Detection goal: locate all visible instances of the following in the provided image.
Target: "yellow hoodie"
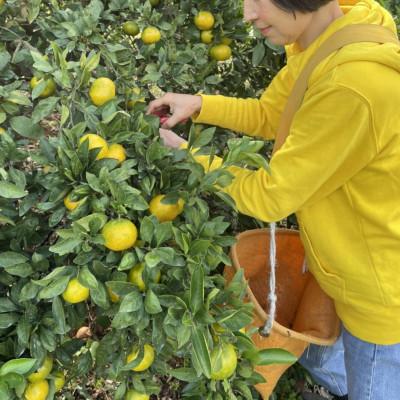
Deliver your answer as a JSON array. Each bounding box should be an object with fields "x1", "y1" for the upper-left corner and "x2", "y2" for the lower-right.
[{"x1": 192, "y1": 0, "x2": 400, "y2": 344}]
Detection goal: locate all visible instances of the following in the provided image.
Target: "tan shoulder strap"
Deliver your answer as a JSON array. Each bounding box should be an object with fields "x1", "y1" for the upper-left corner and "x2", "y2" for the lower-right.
[{"x1": 273, "y1": 24, "x2": 400, "y2": 154}]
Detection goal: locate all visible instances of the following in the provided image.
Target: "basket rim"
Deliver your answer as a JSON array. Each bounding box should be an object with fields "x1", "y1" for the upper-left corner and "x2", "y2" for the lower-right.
[{"x1": 230, "y1": 228, "x2": 340, "y2": 345}]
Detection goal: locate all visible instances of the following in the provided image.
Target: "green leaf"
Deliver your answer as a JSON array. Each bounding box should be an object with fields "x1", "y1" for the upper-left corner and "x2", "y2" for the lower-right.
[
  {"x1": 144, "y1": 249, "x2": 161, "y2": 268},
  {"x1": 52, "y1": 297, "x2": 68, "y2": 334},
  {"x1": 217, "y1": 307, "x2": 253, "y2": 331},
  {"x1": 0, "y1": 51, "x2": 11, "y2": 71},
  {"x1": 189, "y1": 239, "x2": 211, "y2": 256},
  {"x1": 144, "y1": 289, "x2": 162, "y2": 314},
  {"x1": 119, "y1": 290, "x2": 142, "y2": 313},
  {"x1": 215, "y1": 191, "x2": 237, "y2": 211},
  {"x1": 38, "y1": 275, "x2": 70, "y2": 299},
  {"x1": 254, "y1": 348, "x2": 297, "y2": 366},
  {"x1": 111, "y1": 312, "x2": 137, "y2": 329},
  {"x1": 17, "y1": 317, "x2": 31, "y2": 347},
  {"x1": 78, "y1": 266, "x2": 99, "y2": 290},
  {"x1": 0, "y1": 298, "x2": 18, "y2": 313},
  {"x1": 190, "y1": 266, "x2": 204, "y2": 314},
  {"x1": 0, "y1": 182, "x2": 27, "y2": 199},
  {"x1": 4, "y1": 263, "x2": 33, "y2": 278},
  {"x1": 1, "y1": 372, "x2": 23, "y2": 389},
  {"x1": 118, "y1": 253, "x2": 137, "y2": 271},
  {"x1": 31, "y1": 51, "x2": 53, "y2": 72},
  {"x1": 191, "y1": 327, "x2": 211, "y2": 379},
  {"x1": 0, "y1": 313, "x2": 19, "y2": 329},
  {"x1": 80, "y1": 52, "x2": 101, "y2": 86},
  {"x1": 0, "y1": 358, "x2": 36, "y2": 376},
  {"x1": 0, "y1": 252, "x2": 28, "y2": 268},
  {"x1": 177, "y1": 325, "x2": 191, "y2": 349},
  {"x1": 32, "y1": 97, "x2": 59, "y2": 124},
  {"x1": 73, "y1": 213, "x2": 107, "y2": 232},
  {"x1": 49, "y1": 208, "x2": 65, "y2": 227},
  {"x1": 192, "y1": 127, "x2": 216, "y2": 149},
  {"x1": 0, "y1": 380, "x2": 10, "y2": 399},
  {"x1": 49, "y1": 237, "x2": 82, "y2": 255},
  {"x1": 39, "y1": 326, "x2": 57, "y2": 352},
  {"x1": 145, "y1": 247, "x2": 182, "y2": 268},
  {"x1": 169, "y1": 367, "x2": 200, "y2": 382},
  {"x1": 33, "y1": 266, "x2": 69, "y2": 286},
  {"x1": 89, "y1": 282, "x2": 109, "y2": 309},
  {"x1": 86, "y1": 172, "x2": 103, "y2": 193},
  {"x1": 19, "y1": 282, "x2": 41, "y2": 302},
  {"x1": 140, "y1": 216, "x2": 155, "y2": 244},
  {"x1": 9, "y1": 168, "x2": 26, "y2": 190},
  {"x1": 60, "y1": 104, "x2": 70, "y2": 126},
  {"x1": 172, "y1": 227, "x2": 190, "y2": 254},
  {"x1": 10, "y1": 116, "x2": 44, "y2": 139},
  {"x1": 252, "y1": 42, "x2": 266, "y2": 66},
  {"x1": 7, "y1": 90, "x2": 32, "y2": 106},
  {"x1": 154, "y1": 222, "x2": 173, "y2": 247},
  {"x1": 234, "y1": 381, "x2": 254, "y2": 399}
]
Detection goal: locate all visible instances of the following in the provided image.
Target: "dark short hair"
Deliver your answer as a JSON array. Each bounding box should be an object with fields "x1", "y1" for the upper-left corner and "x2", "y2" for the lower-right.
[{"x1": 272, "y1": 0, "x2": 333, "y2": 12}]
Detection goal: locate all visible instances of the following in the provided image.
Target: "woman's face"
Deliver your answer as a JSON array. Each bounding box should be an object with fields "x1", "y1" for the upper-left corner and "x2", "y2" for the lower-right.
[{"x1": 243, "y1": 0, "x2": 313, "y2": 46}]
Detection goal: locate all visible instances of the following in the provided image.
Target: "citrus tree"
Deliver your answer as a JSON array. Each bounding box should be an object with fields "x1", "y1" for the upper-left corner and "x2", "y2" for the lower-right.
[{"x1": 0, "y1": 1, "x2": 295, "y2": 399}]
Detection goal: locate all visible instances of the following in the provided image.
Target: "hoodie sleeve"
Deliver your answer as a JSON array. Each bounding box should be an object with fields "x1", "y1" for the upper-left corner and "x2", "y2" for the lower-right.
[
  {"x1": 192, "y1": 84, "x2": 377, "y2": 222},
  {"x1": 192, "y1": 65, "x2": 293, "y2": 140}
]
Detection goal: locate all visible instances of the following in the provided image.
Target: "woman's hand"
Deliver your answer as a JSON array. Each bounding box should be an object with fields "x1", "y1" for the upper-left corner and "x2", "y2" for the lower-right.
[
  {"x1": 147, "y1": 93, "x2": 202, "y2": 128},
  {"x1": 159, "y1": 128, "x2": 187, "y2": 149}
]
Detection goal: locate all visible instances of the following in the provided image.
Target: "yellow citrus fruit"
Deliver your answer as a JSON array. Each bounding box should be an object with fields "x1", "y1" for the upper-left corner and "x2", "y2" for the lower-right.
[
  {"x1": 128, "y1": 263, "x2": 161, "y2": 292},
  {"x1": 0, "y1": 127, "x2": 5, "y2": 135},
  {"x1": 123, "y1": 21, "x2": 140, "y2": 36},
  {"x1": 125, "y1": 390, "x2": 150, "y2": 400},
  {"x1": 63, "y1": 193, "x2": 83, "y2": 211},
  {"x1": 89, "y1": 77, "x2": 116, "y2": 106},
  {"x1": 201, "y1": 30, "x2": 213, "y2": 44},
  {"x1": 210, "y1": 44, "x2": 232, "y2": 61},
  {"x1": 79, "y1": 133, "x2": 109, "y2": 160},
  {"x1": 127, "y1": 87, "x2": 145, "y2": 109},
  {"x1": 105, "y1": 143, "x2": 126, "y2": 164},
  {"x1": 221, "y1": 36, "x2": 233, "y2": 46},
  {"x1": 141, "y1": 27, "x2": 161, "y2": 45},
  {"x1": 126, "y1": 344, "x2": 155, "y2": 372},
  {"x1": 53, "y1": 371, "x2": 65, "y2": 391},
  {"x1": 24, "y1": 380, "x2": 49, "y2": 400},
  {"x1": 210, "y1": 343, "x2": 237, "y2": 380},
  {"x1": 62, "y1": 278, "x2": 90, "y2": 304},
  {"x1": 107, "y1": 286, "x2": 120, "y2": 303},
  {"x1": 102, "y1": 219, "x2": 138, "y2": 251},
  {"x1": 28, "y1": 357, "x2": 53, "y2": 383},
  {"x1": 149, "y1": 194, "x2": 184, "y2": 222},
  {"x1": 0, "y1": 0, "x2": 5, "y2": 7},
  {"x1": 30, "y1": 77, "x2": 56, "y2": 98},
  {"x1": 194, "y1": 11, "x2": 215, "y2": 31},
  {"x1": 149, "y1": 0, "x2": 160, "y2": 6}
]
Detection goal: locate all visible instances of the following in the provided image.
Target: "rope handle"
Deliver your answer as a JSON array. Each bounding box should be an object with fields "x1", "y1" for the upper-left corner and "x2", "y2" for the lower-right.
[{"x1": 259, "y1": 222, "x2": 277, "y2": 337}]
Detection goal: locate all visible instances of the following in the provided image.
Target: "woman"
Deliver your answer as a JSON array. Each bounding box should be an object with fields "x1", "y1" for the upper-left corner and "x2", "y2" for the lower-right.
[{"x1": 147, "y1": 1, "x2": 400, "y2": 399}]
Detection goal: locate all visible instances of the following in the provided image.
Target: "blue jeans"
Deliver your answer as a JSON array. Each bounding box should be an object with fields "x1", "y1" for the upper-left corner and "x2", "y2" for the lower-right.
[{"x1": 299, "y1": 326, "x2": 400, "y2": 399}]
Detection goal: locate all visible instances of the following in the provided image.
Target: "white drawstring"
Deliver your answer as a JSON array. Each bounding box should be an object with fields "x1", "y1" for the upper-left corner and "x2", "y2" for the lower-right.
[{"x1": 260, "y1": 222, "x2": 277, "y2": 336}]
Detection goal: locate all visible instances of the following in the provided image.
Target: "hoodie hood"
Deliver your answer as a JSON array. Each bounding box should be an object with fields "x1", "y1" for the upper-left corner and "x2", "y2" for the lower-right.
[
  {"x1": 285, "y1": 0, "x2": 400, "y2": 77},
  {"x1": 286, "y1": 0, "x2": 397, "y2": 56}
]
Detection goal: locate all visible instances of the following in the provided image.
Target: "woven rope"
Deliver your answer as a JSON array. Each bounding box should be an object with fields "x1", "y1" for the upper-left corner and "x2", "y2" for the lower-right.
[{"x1": 260, "y1": 222, "x2": 277, "y2": 336}]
